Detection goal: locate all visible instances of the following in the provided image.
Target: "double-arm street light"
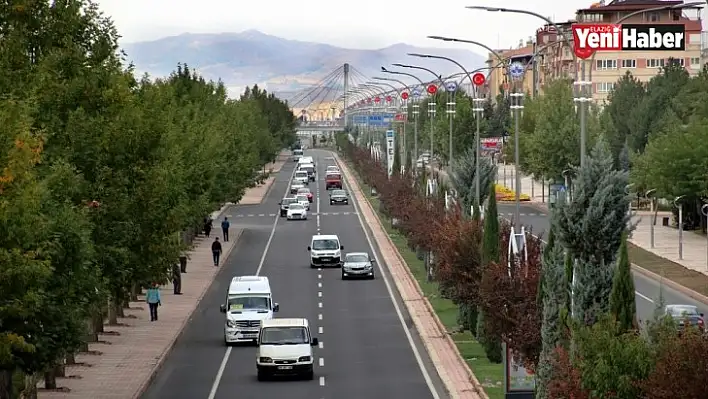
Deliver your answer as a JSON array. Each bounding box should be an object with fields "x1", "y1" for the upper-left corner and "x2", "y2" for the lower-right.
[
  {"x1": 381, "y1": 66, "x2": 426, "y2": 160},
  {"x1": 373, "y1": 76, "x2": 411, "y2": 169},
  {"x1": 367, "y1": 80, "x2": 406, "y2": 173},
  {"x1": 392, "y1": 63, "x2": 442, "y2": 169}
]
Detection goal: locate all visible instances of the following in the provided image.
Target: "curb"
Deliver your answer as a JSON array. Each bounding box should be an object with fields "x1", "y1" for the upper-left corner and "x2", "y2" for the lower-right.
[
  {"x1": 133, "y1": 225, "x2": 243, "y2": 399},
  {"x1": 335, "y1": 154, "x2": 489, "y2": 399},
  {"x1": 631, "y1": 263, "x2": 708, "y2": 305}
]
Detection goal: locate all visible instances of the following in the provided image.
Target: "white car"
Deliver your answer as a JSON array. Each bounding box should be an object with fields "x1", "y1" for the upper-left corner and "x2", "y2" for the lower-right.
[
  {"x1": 307, "y1": 234, "x2": 342, "y2": 268},
  {"x1": 295, "y1": 194, "x2": 310, "y2": 210},
  {"x1": 293, "y1": 170, "x2": 309, "y2": 185},
  {"x1": 290, "y1": 182, "x2": 305, "y2": 195},
  {"x1": 325, "y1": 165, "x2": 340, "y2": 174},
  {"x1": 256, "y1": 318, "x2": 318, "y2": 381},
  {"x1": 286, "y1": 203, "x2": 308, "y2": 220}
]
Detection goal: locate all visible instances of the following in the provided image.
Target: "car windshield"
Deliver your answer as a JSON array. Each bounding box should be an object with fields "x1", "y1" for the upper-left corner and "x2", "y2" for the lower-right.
[
  {"x1": 331, "y1": 190, "x2": 346, "y2": 196},
  {"x1": 295, "y1": 172, "x2": 308, "y2": 177},
  {"x1": 312, "y1": 239, "x2": 339, "y2": 250},
  {"x1": 260, "y1": 327, "x2": 309, "y2": 345},
  {"x1": 345, "y1": 254, "x2": 369, "y2": 263},
  {"x1": 296, "y1": 195, "x2": 308, "y2": 202},
  {"x1": 227, "y1": 296, "x2": 270, "y2": 311},
  {"x1": 289, "y1": 203, "x2": 304, "y2": 210},
  {"x1": 668, "y1": 306, "x2": 698, "y2": 316},
  {"x1": 282, "y1": 198, "x2": 296, "y2": 204},
  {"x1": 297, "y1": 188, "x2": 310, "y2": 194}
]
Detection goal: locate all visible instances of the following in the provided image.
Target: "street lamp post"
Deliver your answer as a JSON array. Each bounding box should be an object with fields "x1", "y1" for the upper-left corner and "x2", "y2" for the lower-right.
[
  {"x1": 382, "y1": 67, "x2": 426, "y2": 161},
  {"x1": 374, "y1": 76, "x2": 412, "y2": 168},
  {"x1": 702, "y1": 204, "x2": 708, "y2": 271},
  {"x1": 368, "y1": 80, "x2": 404, "y2": 175},
  {"x1": 645, "y1": 189, "x2": 656, "y2": 249},
  {"x1": 674, "y1": 195, "x2": 686, "y2": 260},
  {"x1": 392, "y1": 63, "x2": 442, "y2": 169}
]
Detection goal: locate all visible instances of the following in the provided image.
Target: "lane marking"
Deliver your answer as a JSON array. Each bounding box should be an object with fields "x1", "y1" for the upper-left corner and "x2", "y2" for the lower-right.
[
  {"x1": 319, "y1": 376, "x2": 325, "y2": 386},
  {"x1": 207, "y1": 162, "x2": 297, "y2": 399},
  {"x1": 318, "y1": 302, "x2": 323, "y2": 308},
  {"x1": 318, "y1": 291, "x2": 322, "y2": 298},
  {"x1": 318, "y1": 341, "x2": 323, "y2": 349},
  {"x1": 636, "y1": 291, "x2": 654, "y2": 303},
  {"x1": 318, "y1": 282, "x2": 322, "y2": 288},
  {"x1": 318, "y1": 274, "x2": 322, "y2": 279},
  {"x1": 318, "y1": 357, "x2": 324, "y2": 367},
  {"x1": 318, "y1": 326, "x2": 323, "y2": 334},
  {"x1": 318, "y1": 313, "x2": 323, "y2": 320},
  {"x1": 318, "y1": 268, "x2": 322, "y2": 271},
  {"x1": 336, "y1": 152, "x2": 441, "y2": 399}
]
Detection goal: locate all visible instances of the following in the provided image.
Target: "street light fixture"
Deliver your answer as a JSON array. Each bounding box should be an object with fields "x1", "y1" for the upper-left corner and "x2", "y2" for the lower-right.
[
  {"x1": 374, "y1": 77, "x2": 411, "y2": 168},
  {"x1": 381, "y1": 66, "x2": 427, "y2": 161},
  {"x1": 645, "y1": 189, "x2": 657, "y2": 249},
  {"x1": 674, "y1": 195, "x2": 686, "y2": 260}
]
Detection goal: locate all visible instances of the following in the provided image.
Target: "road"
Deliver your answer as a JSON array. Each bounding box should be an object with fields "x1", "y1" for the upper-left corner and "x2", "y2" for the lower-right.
[
  {"x1": 498, "y1": 203, "x2": 708, "y2": 323},
  {"x1": 141, "y1": 149, "x2": 446, "y2": 399}
]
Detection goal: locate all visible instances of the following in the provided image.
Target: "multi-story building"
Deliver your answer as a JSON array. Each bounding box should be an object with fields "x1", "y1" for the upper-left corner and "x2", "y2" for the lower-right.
[
  {"x1": 484, "y1": 44, "x2": 535, "y2": 100},
  {"x1": 485, "y1": 0, "x2": 704, "y2": 103}
]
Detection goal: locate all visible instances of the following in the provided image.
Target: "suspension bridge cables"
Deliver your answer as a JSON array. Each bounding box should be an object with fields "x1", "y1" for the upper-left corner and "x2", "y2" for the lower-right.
[{"x1": 289, "y1": 66, "x2": 344, "y2": 109}]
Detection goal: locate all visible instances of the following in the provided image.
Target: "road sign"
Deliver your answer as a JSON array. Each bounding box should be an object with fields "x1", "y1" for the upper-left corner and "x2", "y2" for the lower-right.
[
  {"x1": 394, "y1": 114, "x2": 407, "y2": 121},
  {"x1": 401, "y1": 92, "x2": 409, "y2": 100},
  {"x1": 509, "y1": 62, "x2": 525, "y2": 79},
  {"x1": 445, "y1": 81, "x2": 457, "y2": 92},
  {"x1": 386, "y1": 130, "x2": 395, "y2": 177},
  {"x1": 412, "y1": 89, "x2": 421, "y2": 97},
  {"x1": 472, "y1": 73, "x2": 486, "y2": 86},
  {"x1": 427, "y1": 84, "x2": 437, "y2": 94}
]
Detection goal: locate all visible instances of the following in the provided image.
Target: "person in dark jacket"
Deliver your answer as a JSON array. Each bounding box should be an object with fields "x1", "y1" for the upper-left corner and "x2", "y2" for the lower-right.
[
  {"x1": 212, "y1": 237, "x2": 222, "y2": 266},
  {"x1": 172, "y1": 263, "x2": 182, "y2": 295},
  {"x1": 204, "y1": 217, "x2": 213, "y2": 237},
  {"x1": 221, "y1": 217, "x2": 230, "y2": 241}
]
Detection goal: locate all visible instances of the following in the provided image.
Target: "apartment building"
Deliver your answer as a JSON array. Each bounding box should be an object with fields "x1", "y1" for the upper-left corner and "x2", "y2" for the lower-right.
[{"x1": 485, "y1": 0, "x2": 704, "y2": 102}]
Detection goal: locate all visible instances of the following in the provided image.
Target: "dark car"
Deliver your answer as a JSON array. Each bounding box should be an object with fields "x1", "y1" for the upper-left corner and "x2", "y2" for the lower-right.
[
  {"x1": 664, "y1": 304, "x2": 705, "y2": 332},
  {"x1": 279, "y1": 197, "x2": 298, "y2": 217},
  {"x1": 329, "y1": 189, "x2": 348, "y2": 205}
]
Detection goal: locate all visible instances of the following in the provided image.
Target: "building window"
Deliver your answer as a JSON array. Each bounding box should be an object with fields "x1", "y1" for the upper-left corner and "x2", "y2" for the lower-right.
[
  {"x1": 596, "y1": 82, "x2": 615, "y2": 93},
  {"x1": 691, "y1": 57, "x2": 701, "y2": 68},
  {"x1": 596, "y1": 59, "x2": 617, "y2": 70},
  {"x1": 580, "y1": 13, "x2": 603, "y2": 22},
  {"x1": 648, "y1": 12, "x2": 659, "y2": 22},
  {"x1": 689, "y1": 33, "x2": 701, "y2": 45},
  {"x1": 668, "y1": 58, "x2": 685, "y2": 67},
  {"x1": 647, "y1": 58, "x2": 664, "y2": 68},
  {"x1": 621, "y1": 59, "x2": 636, "y2": 68}
]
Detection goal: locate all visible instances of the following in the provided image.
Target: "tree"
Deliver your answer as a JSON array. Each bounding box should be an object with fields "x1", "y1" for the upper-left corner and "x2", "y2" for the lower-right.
[
  {"x1": 477, "y1": 182, "x2": 502, "y2": 362},
  {"x1": 553, "y1": 139, "x2": 630, "y2": 326},
  {"x1": 609, "y1": 232, "x2": 636, "y2": 332},
  {"x1": 603, "y1": 72, "x2": 645, "y2": 166},
  {"x1": 448, "y1": 148, "x2": 496, "y2": 216},
  {"x1": 392, "y1": 131, "x2": 401, "y2": 175}
]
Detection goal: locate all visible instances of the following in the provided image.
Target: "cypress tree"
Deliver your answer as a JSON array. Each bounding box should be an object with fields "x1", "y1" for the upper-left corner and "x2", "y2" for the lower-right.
[
  {"x1": 478, "y1": 182, "x2": 502, "y2": 363},
  {"x1": 392, "y1": 131, "x2": 401, "y2": 176},
  {"x1": 609, "y1": 231, "x2": 636, "y2": 332}
]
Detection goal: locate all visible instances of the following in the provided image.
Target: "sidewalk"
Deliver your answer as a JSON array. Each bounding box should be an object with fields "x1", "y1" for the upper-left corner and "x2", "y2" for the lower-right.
[
  {"x1": 37, "y1": 156, "x2": 287, "y2": 399},
  {"x1": 630, "y1": 213, "x2": 708, "y2": 276},
  {"x1": 338, "y1": 154, "x2": 486, "y2": 399},
  {"x1": 495, "y1": 164, "x2": 547, "y2": 205}
]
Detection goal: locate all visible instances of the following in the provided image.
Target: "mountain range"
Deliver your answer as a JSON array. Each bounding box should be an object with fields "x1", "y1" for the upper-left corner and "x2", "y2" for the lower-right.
[{"x1": 121, "y1": 30, "x2": 485, "y2": 100}]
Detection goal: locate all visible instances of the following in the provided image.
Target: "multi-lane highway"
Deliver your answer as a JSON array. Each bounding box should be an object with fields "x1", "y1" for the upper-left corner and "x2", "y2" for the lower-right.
[
  {"x1": 498, "y1": 203, "x2": 708, "y2": 323},
  {"x1": 141, "y1": 150, "x2": 446, "y2": 399}
]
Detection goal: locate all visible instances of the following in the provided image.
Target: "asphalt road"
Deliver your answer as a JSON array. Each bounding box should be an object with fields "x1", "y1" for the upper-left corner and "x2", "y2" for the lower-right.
[
  {"x1": 141, "y1": 150, "x2": 446, "y2": 399},
  {"x1": 498, "y1": 203, "x2": 708, "y2": 323}
]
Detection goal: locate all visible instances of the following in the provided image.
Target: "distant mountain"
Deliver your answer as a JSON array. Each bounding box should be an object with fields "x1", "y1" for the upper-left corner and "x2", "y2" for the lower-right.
[{"x1": 121, "y1": 30, "x2": 485, "y2": 100}]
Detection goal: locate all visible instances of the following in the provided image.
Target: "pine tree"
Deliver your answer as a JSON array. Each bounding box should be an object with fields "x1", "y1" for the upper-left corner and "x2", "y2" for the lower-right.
[
  {"x1": 392, "y1": 131, "x2": 401, "y2": 175},
  {"x1": 554, "y1": 139, "x2": 631, "y2": 326},
  {"x1": 535, "y1": 227, "x2": 568, "y2": 399},
  {"x1": 609, "y1": 232, "x2": 636, "y2": 332},
  {"x1": 448, "y1": 148, "x2": 497, "y2": 216},
  {"x1": 478, "y1": 183, "x2": 502, "y2": 363}
]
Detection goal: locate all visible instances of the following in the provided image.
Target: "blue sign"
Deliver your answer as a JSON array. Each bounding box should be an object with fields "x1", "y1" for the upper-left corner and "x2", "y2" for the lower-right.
[
  {"x1": 412, "y1": 89, "x2": 421, "y2": 97},
  {"x1": 509, "y1": 62, "x2": 525, "y2": 79},
  {"x1": 445, "y1": 81, "x2": 457, "y2": 91},
  {"x1": 386, "y1": 130, "x2": 394, "y2": 138},
  {"x1": 352, "y1": 114, "x2": 395, "y2": 126}
]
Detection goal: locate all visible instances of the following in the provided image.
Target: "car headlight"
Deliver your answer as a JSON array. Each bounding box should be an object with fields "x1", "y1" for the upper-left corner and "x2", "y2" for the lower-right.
[
  {"x1": 226, "y1": 320, "x2": 237, "y2": 328},
  {"x1": 298, "y1": 356, "x2": 311, "y2": 362},
  {"x1": 259, "y1": 357, "x2": 273, "y2": 363}
]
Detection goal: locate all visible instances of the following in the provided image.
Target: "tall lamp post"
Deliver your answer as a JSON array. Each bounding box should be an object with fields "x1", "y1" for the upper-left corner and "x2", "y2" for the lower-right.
[
  {"x1": 374, "y1": 76, "x2": 411, "y2": 169},
  {"x1": 367, "y1": 80, "x2": 404, "y2": 173},
  {"x1": 392, "y1": 63, "x2": 442, "y2": 167},
  {"x1": 381, "y1": 67, "x2": 426, "y2": 161}
]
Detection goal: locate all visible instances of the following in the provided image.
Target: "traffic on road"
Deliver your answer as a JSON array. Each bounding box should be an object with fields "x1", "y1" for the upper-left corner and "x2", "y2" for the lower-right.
[{"x1": 141, "y1": 150, "x2": 444, "y2": 399}]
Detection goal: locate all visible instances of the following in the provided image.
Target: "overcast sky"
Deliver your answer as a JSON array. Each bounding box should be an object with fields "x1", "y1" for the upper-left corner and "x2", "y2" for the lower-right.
[{"x1": 97, "y1": 0, "x2": 705, "y2": 56}]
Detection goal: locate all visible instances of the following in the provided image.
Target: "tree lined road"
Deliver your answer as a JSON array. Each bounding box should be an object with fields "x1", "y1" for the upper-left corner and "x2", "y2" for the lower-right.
[
  {"x1": 497, "y1": 203, "x2": 708, "y2": 323},
  {"x1": 142, "y1": 150, "x2": 445, "y2": 399}
]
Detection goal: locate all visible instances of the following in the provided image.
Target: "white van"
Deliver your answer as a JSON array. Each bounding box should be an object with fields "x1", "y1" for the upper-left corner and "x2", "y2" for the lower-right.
[
  {"x1": 220, "y1": 276, "x2": 279, "y2": 344},
  {"x1": 298, "y1": 163, "x2": 315, "y2": 182},
  {"x1": 293, "y1": 170, "x2": 309, "y2": 185},
  {"x1": 298, "y1": 156, "x2": 314, "y2": 166},
  {"x1": 256, "y1": 318, "x2": 318, "y2": 381},
  {"x1": 307, "y1": 234, "x2": 343, "y2": 268}
]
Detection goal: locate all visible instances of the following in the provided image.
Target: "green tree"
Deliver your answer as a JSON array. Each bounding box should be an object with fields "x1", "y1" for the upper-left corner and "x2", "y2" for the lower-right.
[
  {"x1": 448, "y1": 148, "x2": 496, "y2": 216},
  {"x1": 609, "y1": 232, "x2": 636, "y2": 332},
  {"x1": 392, "y1": 131, "x2": 401, "y2": 175},
  {"x1": 603, "y1": 72, "x2": 645, "y2": 166},
  {"x1": 477, "y1": 182, "x2": 502, "y2": 363},
  {"x1": 553, "y1": 139, "x2": 631, "y2": 326}
]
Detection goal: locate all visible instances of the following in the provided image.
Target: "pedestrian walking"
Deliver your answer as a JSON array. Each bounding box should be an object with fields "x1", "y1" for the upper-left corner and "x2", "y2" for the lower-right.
[
  {"x1": 204, "y1": 217, "x2": 213, "y2": 237},
  {"x1": 145, "y1": 283, "x2": 161, "y2": 321},
  {"x1": 172, "y1": 263, "x2": 182, "y2": 295},
  {"x1": 221, "y1": 217, "x2": 230, "y2": 241},
  {"x1": 212, "y1": 237, "x2": 223, "y2": 266}
]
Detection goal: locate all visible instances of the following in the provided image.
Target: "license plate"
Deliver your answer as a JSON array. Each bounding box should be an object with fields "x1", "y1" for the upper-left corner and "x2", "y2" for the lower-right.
[
  {"x1": 320, "y1": 258, "x2": 331, "y2": 262},
  {"x1": 278, "y1": 365, "x2": 293, "y2": 370}
]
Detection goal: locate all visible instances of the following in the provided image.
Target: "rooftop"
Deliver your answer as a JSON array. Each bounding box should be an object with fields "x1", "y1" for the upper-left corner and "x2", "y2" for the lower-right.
[{"x1": 578, "y1": 0, "x2": 699, "y2": 12}]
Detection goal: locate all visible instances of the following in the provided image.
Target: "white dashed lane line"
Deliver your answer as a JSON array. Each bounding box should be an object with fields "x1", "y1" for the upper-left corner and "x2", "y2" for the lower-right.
[
  {"x1": 318, "y1": 326, "x2": 323, "y2": 334},
  {"x1": 319, "y1": 376, "x2": 325, "y2": 386},
  {"x1": 318, "y1": 302, "x2": 322, "y2": 308},
  {"x1": 319, "y1": 358, "x2": 324, "y2": 367},
  {"x1": 318, "y1": 291, "x2": 322, "y2": 298},
  {"x1": 318, "y1": 313, "x2": 323, "y2": 320}
]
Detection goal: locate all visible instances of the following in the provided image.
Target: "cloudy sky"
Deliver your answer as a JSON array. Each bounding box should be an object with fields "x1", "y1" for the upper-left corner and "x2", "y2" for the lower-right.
[{"x1": 99, "y1": 0, "x2": 686, "y2": 56}]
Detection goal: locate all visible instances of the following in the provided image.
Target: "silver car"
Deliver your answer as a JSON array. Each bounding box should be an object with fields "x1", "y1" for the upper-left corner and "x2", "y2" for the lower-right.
[{"x1": 341, "y1": 252, "x2": 375, "y2": 280}]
